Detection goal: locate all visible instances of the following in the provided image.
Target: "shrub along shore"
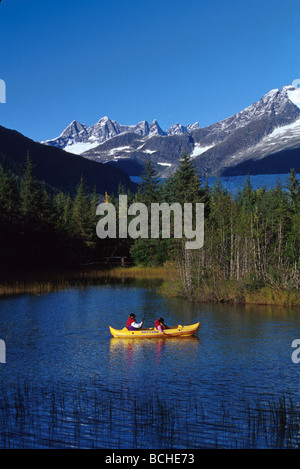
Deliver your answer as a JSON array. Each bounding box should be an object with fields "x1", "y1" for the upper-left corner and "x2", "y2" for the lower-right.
[
  {"x1": 159, "y1": 271, "x2": 300, "y2": 306},
  {"x1": 0, "y1": 264, "x2": 298, "y2": 306}
]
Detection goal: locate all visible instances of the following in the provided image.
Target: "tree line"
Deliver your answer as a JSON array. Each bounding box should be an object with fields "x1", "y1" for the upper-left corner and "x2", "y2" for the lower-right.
[
  {"x1": 130, "y1": 153, "x2": 299, "y2": 301},
  {"x1": 0, "y1": 151, "x2": 299, "y2": 303},
  {"x1": 0, "y1": 153, "x2": 114, "y2": 269}
]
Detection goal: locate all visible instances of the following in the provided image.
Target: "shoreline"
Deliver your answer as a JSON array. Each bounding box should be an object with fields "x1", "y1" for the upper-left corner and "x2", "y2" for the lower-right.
[
  {"x1": 159, "y1": 277, "x2": 300, "y2": 307},
  {"x1": 0, "y1": 265, "x2": 174, "y2": 297},
  {"x1": 0, "y1": 265, "x2": 298, "y2": 306}
]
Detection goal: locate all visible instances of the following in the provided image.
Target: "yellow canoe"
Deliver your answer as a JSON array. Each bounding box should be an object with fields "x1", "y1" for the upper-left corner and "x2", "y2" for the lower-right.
[{"x1": 109, "y1": 322, "x2": 200, "y2": 338}]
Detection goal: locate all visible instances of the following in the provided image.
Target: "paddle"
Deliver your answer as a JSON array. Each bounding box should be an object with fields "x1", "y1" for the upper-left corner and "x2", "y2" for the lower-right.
[{"x1": 141, "y1": 311, "x2": 147, "y2": 327}]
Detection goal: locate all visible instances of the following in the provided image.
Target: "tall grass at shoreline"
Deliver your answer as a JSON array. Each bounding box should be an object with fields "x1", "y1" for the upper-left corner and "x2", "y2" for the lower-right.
[
  {"x1": 0, "y1": 378, "x2": 299, "y2": 449},
  {"x1": 0, "y1": 265, "x2": 175, "y2": 297},
  {"x1": 0, "y1": 264, "x2": 298, "y2": 305},
  {"x1": 159, "y1": 277, "x2": 300, "y2": 306}
]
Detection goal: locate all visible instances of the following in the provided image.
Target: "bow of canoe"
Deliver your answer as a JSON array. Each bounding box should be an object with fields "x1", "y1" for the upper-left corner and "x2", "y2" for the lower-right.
[{"x1": 109, "y1": 322, "x2": 200, "y2": 338}]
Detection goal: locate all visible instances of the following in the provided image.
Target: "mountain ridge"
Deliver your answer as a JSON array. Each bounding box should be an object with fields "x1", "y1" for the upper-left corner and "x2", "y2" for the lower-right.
[{"x1": 42, "y1": 85, "x2": 300, "y2": 177}]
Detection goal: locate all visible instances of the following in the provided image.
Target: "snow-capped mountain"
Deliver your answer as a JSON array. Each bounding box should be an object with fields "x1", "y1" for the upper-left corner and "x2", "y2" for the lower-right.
[
  {"x1": 42, "y1": 85, "x2": 300, "y2": 177},
  {"x1": 42, "y1": 117, "x2": 171, "y2": 154},
  {"x1": 191, "y1": 85, "x2": 300, "y2": 176}
]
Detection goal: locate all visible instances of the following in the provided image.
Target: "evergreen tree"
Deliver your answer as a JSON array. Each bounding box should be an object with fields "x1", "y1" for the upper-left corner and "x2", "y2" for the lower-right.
[
  {"x1": 0, "y1": 166, "x2": 19, "y2": 221},
  {"x1": 239, "y1": 174, "x2": 256, "y2": 213},
  {"x1": 73, "y1": 176, "x2": 92, "y2": 245},
  {"x1": 137, "y1": 158, "x2": 160, "y2": 206},
  {"x1": 165, "y1": 151, "x2": 204, "y2": 203},
  {"x1": 285, "y1": 168, "x2": 299, "y2": 212},
  {"x1": 64, "y1": 195, "x2": 74, "y2": 233},
  {"x1": 20, "y1": 152, "x2": 39, "y2": 219},
  {"x1": 89, "y1": 186, "x2": 100, "y2": 248}
]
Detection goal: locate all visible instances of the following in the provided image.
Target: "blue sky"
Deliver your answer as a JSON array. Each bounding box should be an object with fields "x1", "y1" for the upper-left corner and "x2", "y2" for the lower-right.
[{"x1": 0, "y1": 0, "x2": 299, "y2": 141}]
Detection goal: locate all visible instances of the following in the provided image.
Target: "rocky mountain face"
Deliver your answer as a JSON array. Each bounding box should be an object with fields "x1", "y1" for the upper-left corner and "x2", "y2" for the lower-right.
[
  {"x1": 42, "y1": 85, "x2": 300, "y2": 177},
  {"x1": 43, "y1": 117, "x2": 173, "y2": 150}
]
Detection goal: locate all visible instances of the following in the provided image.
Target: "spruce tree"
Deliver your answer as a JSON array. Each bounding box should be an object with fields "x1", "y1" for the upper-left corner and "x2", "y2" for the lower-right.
[
  {"x1": 165, "y1": 151, "x2": 204, "y2": 203},
  {"x1": 89, "y1": 186, "x2": 99, "y2": 248},
  {"x1": 137, "y1": 158, "x2": 160, "y2": 206},
  {"x1": 73, "y1": 175, "x2": 92, "y2": 245},
  {"x1": 285, "y1": 168, "x2": 299, "y2": 212},
  {"x1": 20, "y1": 152, "x2": 38, "y2": 219}
]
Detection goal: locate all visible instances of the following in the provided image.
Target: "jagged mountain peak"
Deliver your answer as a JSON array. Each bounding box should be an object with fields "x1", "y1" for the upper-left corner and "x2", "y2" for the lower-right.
[
  {"x1": 59, "y1": 120, "x2": 87, "y2": 138},
  {"x1": 43, "y1": 116, "x2": 188, "y2": 151},
  {"x1": 42, "y1": 84, "x2": 300, "y2": 178},
  {"x1": 190, "y1": 84, "x2": 300, "y2": 144},
  {"x1": 167, "y1": 123, "x2": 188, "y2": 135},
  {"x1": 149, "y1": 119, "x2": 166, "y2": 136},
  {"x1": 186, "y1": 122, "x2": 200, "y2": 132}
]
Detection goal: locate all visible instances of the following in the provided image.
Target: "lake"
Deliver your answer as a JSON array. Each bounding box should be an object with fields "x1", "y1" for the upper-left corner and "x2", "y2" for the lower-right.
[
  {"x1": 0, "y1": 279, "x2": 300, "y2": 448},
  {"x1": 130, "y1": 173, "x2": 300, "y2": 195}
]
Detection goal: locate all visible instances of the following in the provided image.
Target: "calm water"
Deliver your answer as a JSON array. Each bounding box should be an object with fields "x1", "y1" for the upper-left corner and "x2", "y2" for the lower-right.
[
  {"x1": 131, "y1": 173, "x2": 300, "y2": 195},
  {"x1": 0, "y1": 279, "x2": 300, "y2": 448}
]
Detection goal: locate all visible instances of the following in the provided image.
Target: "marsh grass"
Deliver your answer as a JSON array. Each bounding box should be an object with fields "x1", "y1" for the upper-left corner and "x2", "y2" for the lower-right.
[
  {"x1": 244, "y1": 287, "x2": 300, "y2": 306},
  {"x1": 1, "y1": 264, "x2": 298, "y2": 305},
  {"x1": 160, "y1": 277, "x2": 300, "y2": 306},
  {"x1": 0, "y1": 378, "x2": 299, "y2": 449},
  {"x1": 0, "y1": 265, "x2": 175, "y2": 297}
]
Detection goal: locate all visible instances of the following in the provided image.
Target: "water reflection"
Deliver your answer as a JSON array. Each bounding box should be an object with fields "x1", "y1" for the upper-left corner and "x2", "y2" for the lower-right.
[{"x1": 108, "y1": 336, "x2": 201, "y2": 386}]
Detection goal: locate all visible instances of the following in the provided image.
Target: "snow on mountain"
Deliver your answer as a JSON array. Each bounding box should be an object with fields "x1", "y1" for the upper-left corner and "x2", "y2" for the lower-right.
[
  {"x1": 41, "y1": 85, "x2": 300, "y2": 177},
  {"x1": 186, "y1": 122, "x2": 200, "y2": 132},
  {"x1": 43, "y1": 114, "x2": 200, "y2": 158},
  {"x1": 167, "y1": 123, "x2": 188, "y2": 135},
  {"x1": 286, "y1": 85, "x2": 300, "y2": 108},
  {"x1": 191, "y1": 144, "x2": 214, "y2": 159},
  {"x1": 148, "y1": 119, "x2": 166, "y2": 136},
  {"x1": 191, "y1": 86, "x2": 300, "y2": 149},
  {"x1": 227, "y1": 115, "x2": 300, "y2": 164},
  {"x1": 58, "y1": 120, "x2": 88, "y2": 139},
  {"x1": 63, "y1": 141, "x2": 101, "y2": 155},
  {"x1": 43, "y1": 116, "x2": 169, "y2": 152},
  {"x1": 165, "y1": 122, "x2": 199, "y2": 135},
  {"x1": 190, "y1": 85, "x2": 300, "y2": 176}
]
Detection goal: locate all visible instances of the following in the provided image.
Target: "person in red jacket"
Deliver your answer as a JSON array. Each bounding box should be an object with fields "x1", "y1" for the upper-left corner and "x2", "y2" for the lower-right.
[
  {"x1": 155, "y1": 317, "x2": 168, "y2": 334},
  {"x1": 126, "y1": 313, "x2": 143, "y2": 331}
]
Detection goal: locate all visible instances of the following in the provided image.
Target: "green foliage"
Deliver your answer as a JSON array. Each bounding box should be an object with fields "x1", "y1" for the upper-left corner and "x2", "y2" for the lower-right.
[
  {"x1": 73, "y1": 176, "x2": 93, "y2": 244},
  {"x1": 130, "y1": 238, "x2": 177, "y2": 267},
  {"x1": 0, "y1": 149, "x2": 299, "y2": 297},
  {"x1": 20, "y1": 152, "x2": 39, "y2": 219},
  {"x1": 285, "y1": 168, "x2": 300, "y2": 212},
  {"x1": 163, "y1": 151, "x2": 205, "y2": 203},
  {"x1": 0, "y1": 155, "x2": 119, "y2": 268},
  {"x1": 136, "y1": 158, "x2": 160, "y2": 206}
]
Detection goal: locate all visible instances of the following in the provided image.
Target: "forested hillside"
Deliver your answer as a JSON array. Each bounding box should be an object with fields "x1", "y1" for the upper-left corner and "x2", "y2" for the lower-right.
[{"x1": 0, "y1": 125, "x2": 136, "y2": 195}]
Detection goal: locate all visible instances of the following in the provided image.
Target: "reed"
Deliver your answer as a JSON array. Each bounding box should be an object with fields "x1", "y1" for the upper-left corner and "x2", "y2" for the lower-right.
[
  {"x1": 245, "y1": 287, "x2": 300, "y2": 306},
  {"x1": 0, "y1": 265, "x2": 175, "y2": 297},
  {"x1": 0, "y1": 378, "x2": 299, "y2": 449},
  {"x1": 160, "y1": 278, "x2": 300, "y2": 306}
]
